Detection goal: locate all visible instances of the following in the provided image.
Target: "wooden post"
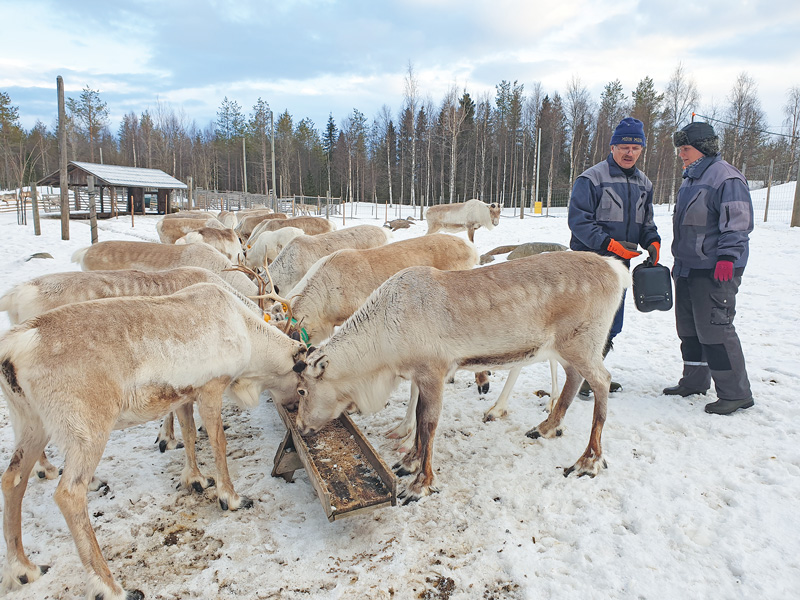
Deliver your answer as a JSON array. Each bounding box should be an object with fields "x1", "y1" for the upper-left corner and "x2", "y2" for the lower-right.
[
  {"x1": 763, "y1": 159, "x2": 774, "y2": 223},
  {"x1": 31, "y1": 183, "x2": 41, "y2": 236},
  {"x1": 187, "y1": 176, "x2": 193, "y2": 210},
  {"x1": 791, "y1": 167, "x2": 800, "y2": 227},
  {"x1": 57, "y1": 76, "x2": 69, "y2": 240},
  {"x1": 87, "y1": 175, "x2": 98, "y2": 244}
]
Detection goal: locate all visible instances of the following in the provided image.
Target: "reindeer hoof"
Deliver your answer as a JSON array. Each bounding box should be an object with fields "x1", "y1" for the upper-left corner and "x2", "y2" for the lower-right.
[
  {"x1": 126, "y1": 590, "x2": 145, "y2": 600},
  {"x1": 392, "y1": 462, "x2": 412, "y2": 477},
  {"x1": 525, "y1": 429, "x2": 541, "y2": 439},
  {"x1": 479, "y1": 382, "x2": 490, "y2": 395}
]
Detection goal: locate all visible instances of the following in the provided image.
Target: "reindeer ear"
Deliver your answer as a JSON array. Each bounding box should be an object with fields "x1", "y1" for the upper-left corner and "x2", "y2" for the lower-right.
[
  {"x1": 293, "y1": 360, "x2": 308, "y2": 373},
  {"x1": 290, "y1": 330, "x2": 301, "y2": 342}
]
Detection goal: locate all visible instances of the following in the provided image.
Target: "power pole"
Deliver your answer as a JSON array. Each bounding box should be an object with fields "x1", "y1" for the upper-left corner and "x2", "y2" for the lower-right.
[
  {"x1": 242, "y1": 137, "x2": 248, "y2": 194},
  {"x1": 270, "y1": 110, "x2": 277, "y2": 211},
  {"x1": 57, "y1": 76, "x2": 69, "y2": 240}
]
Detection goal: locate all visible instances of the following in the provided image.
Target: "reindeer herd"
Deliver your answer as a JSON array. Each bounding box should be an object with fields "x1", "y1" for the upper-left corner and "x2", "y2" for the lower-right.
[{"x1": 0, "y1": 199, "x2": 629, "y2": 599}]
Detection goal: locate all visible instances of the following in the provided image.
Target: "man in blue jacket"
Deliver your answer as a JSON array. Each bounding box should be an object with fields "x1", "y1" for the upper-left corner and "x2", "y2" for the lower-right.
[
  {"x1": 664, "y1": 121, "x2": 754, "y2": 415},
  {"x1": 568, "y1": 117, "x2": 661, "y2": 396}
]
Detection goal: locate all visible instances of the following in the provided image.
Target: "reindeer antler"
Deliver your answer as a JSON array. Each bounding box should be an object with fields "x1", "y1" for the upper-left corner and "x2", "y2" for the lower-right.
[{"x1": 227, "y1": 264, "x2": 294, "y2": 333}]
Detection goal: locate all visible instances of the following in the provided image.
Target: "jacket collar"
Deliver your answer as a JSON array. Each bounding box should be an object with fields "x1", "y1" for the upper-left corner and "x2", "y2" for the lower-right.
[{"x1": 683, "y1": 153, "x2": 721, "y2": 179}]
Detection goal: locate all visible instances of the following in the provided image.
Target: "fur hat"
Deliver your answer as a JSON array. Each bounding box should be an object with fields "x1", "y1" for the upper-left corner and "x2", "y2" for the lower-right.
[
  {"x1": 610, "y1": 117, "x2": 646, "y2": 147},
  {"x1": 673, "y1": 122, "x2": 719, "y2": 156}
]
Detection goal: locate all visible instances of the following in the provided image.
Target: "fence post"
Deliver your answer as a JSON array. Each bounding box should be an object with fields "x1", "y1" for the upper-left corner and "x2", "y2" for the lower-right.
[
  {"x1": 87, "y1": 176, "x2": 98, "y2": 244},
  {"x1": 791, "y1": 172, "x2": 800, "y2": 227},
  {"x1": 187, "y1": 176, "x2": 193, "y2": 210},
  {"x1": 32, "y1": 183, "x2": 41, "y2": 235},
  {"x1": 763, "y1": 159, "x2": 774, "y2": 223}
]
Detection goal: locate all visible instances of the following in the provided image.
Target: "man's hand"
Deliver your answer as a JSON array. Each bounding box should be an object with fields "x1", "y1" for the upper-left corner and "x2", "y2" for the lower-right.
[
  {"x1": 714, "y1": 260, "x2": 734, "y2": 282},
  {"x1": 646, "y1": 241, "x2": 660, "y2": 266},
  {"x1": 606, "y1": 239, "x2": 641, "y2": 260}
]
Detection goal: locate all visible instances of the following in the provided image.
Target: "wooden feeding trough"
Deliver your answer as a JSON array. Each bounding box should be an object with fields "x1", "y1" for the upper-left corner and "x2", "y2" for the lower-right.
[{"x1": 272, "y1": 403, "x2": 397, "y2": 522}]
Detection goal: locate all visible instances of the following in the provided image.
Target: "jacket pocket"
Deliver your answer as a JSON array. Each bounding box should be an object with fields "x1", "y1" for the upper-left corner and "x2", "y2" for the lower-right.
[
  {"x1": 635, "y1": 191, "x2": 647, "y2": 224},
  {"x1": 598, "y1": 189, "x2": 623, "y2": 222},
  {"x1": 683, "y1": 190, "x2": 708, "y2": 226}
]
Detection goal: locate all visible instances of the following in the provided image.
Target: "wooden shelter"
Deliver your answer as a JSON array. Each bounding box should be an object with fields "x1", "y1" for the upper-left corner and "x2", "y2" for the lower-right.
[{"x1": 37, "y1": 161, "x2": 187, "y2": 216}]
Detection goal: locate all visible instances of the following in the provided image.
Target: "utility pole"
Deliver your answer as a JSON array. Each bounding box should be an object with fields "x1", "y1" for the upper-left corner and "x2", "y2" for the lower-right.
[
  {"x1": 57, "y1": 75, "x2": 69, "y2": 240},
  {"x1": 270, "y1": 110, "x2": 277, "y2": 211},
  {"x1": 242, "y1": 137, "x2": 248, "y2": 194}
]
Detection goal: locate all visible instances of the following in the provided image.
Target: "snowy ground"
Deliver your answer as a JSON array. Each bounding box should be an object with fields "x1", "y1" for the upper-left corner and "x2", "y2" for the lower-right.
[{"x1": 0, "y1": 192, "x2": 799, "y2": 600}]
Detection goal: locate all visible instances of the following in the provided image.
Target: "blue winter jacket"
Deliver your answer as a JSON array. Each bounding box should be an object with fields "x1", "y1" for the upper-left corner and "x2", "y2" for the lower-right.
[
  {"x1": 568, "y1": 154, "x2": 660, "y2": 260},
  {"x1": 671, "y1": 154, "x2": 753, "y2": 278}
]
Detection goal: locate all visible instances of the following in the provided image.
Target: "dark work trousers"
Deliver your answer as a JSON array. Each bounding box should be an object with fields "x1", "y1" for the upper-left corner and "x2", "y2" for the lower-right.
[
  {"x1": 674, "y1": 275, "x2": 752, "y2": 401},
  {"x1": 609, "y1": 290, "x2": 627, "y2": 340}
]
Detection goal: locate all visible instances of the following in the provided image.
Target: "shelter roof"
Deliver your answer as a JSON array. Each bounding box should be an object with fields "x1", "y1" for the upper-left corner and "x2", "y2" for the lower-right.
[{"x1": 37, "y1": 162, "x2": 187, "y2": 189}]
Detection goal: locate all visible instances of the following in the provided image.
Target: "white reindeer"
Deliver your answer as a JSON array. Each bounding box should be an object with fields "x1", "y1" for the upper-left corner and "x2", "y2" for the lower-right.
[
  {"x1": 0, "y1": 283, "x2": 306, "y2": 600},
  {"x1": 424, "y1": 199, "x2": 501, "y2": 242},
  {"x1": 293, "y1": 251, "x2": 630, "y2": 502},
  {"x1": 269, "y1": 225, "x2": 390, "y2": 295},
  {"x1": 175, "y1": 227, "x2": 244, "y2": 263},
  {"x1": 244, "y1": 226, "x2": 305, "y2": 270}
]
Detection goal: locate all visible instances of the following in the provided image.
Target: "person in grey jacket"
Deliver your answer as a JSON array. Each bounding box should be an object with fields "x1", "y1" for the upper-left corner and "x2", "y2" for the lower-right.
[
  {"x1": 664, "y1": 121, "x2": 754, "y2": 415},
  {"x1": 568, "y1": 117, "x2": 661, "y2": 396}
]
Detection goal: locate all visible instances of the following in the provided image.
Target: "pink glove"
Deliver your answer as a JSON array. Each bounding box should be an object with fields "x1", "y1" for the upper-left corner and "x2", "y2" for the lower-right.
[{"x1": 714, "y1": 260, "x2": 734, "y2": 282}]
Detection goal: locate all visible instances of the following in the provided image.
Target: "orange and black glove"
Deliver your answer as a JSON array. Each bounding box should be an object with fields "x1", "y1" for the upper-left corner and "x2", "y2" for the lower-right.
[
  {"x1": 646, "y1": 241, "x2": 660, "y2": 266},
  {"x1": 606, "y1": 239, "x2": 641, "y2": 260}
]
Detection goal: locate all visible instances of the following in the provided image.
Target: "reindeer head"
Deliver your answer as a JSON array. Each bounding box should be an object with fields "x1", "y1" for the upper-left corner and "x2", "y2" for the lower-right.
[{"x1": 293, "y1": 349, "x2": 354, "y2": 435}]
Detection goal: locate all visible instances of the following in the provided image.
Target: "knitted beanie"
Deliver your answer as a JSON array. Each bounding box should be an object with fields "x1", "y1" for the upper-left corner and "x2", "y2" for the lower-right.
[
  {"x1": 673, "y1": 121, "x2": 720, "y2": 156},
  {"x1": 610, "y1": 117, "x2": 646, "y2": 147}
]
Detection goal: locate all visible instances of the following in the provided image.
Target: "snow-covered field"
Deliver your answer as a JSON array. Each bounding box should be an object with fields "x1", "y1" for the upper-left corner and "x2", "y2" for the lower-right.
[{"x1": 0, "y1": 192, "x2": 799, "y2": 600}]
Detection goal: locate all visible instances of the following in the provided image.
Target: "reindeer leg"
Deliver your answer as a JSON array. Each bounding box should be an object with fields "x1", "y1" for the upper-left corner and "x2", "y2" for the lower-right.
[
  {"x1": 34, "y1": 450, "x2": 60, "y2": 480},
  {"x1": 55, "y1": 430, "x2": 143, "y2": 600},
  {"x1": 474, "y1": 370, "x2": 490, "y2": 396},
  {"x1": 564, "y1": 361, "x2": 611, "y2": 478},
  {"x1": 156, "y1": 411, "x2": 183, "y2": 453},
  {"x1": 1, "y1": 423, "x2": 51, "y2": 593},
  {"x1": 526, "y1": 364, "x2": 582, "y2": 440},
  {"x1": 196, "y1": 378, "x2": 252, "y2": 511},
  {"x1": 484, "y1": 366, "x2": 521, "y2": 422},
  {"x1": 396, "y1": 372, "x2": 443, "y2": 503},
  {"x1": 175, "y1": 401, "x2": 214, "y2": 492},
  {"x1": 386, "y1": 382, "x2": 418, "y2": 455},
  {"x1": 467, "y1": 226, "x2": 476, "y2": 243},
  {"x1": 546, "y1": 359, "x2": 560, "y2": 413}
]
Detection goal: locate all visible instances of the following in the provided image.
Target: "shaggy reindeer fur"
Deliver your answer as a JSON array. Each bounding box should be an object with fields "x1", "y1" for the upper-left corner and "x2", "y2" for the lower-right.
[
  {"x1": 269, "y1": 225, "x2": 390, "y2": 295},
  {"x1": 258, "y1": 216, "x2": 337, "y2": 238},
  {"x1": 244, "y1": 226, "x2": 305, "y2": 270},
  {"x1": 175, "y1": 226, "x2": 244, "y2": 263},
  {"x1": 236, "y1": 212, "x2": 287, "y2": 241},
  {"x1": 156, "y1": 216, "x2": 224, "y2": 244},
  {"x1": 71, "y1": 240, "x2": 257, "y2": 297},
  {"x1": 294, "y1": 251, "x2": 631, "y2": 502},
  {"x1": 287, "y1": 234, "x2": 478, "y2": 345},
  {"x1": 0, "y1": 283, "x2": 306, "y2": 600},
  {"x1": 424, "y1": 199, "x2": 501, "y2": 242}
]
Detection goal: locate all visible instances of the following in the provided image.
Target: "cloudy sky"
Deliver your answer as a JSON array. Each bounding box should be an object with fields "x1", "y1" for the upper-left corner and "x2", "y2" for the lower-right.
[{"x1": 3, "y1": 0, "x2": 799, "y2": 136}]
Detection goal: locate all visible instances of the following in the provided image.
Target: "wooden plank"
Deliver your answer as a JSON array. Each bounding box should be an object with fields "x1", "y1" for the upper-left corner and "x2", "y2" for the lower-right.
[{"x1": 273, "y1": 403, "x2": 396, "y2": 521}]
